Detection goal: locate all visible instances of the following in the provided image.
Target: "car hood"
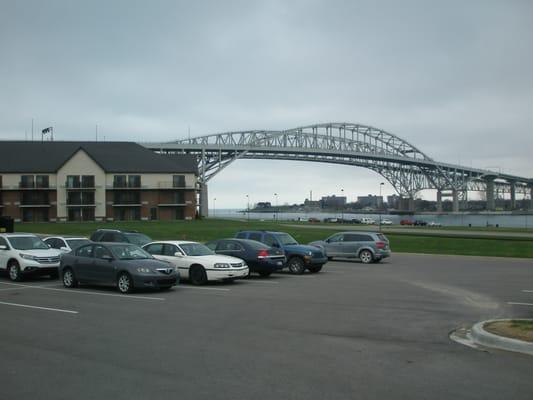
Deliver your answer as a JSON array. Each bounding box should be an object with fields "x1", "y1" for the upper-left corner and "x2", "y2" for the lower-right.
[
  {"x1": 122, "y1": 258, "x2": 173, "y2": 268},
  {"x1": 308, "y1": 241, "x2": 326, "y2": 247},
  {"x1": 18, "y1": 249, "x2": 62, "y2": 257}
]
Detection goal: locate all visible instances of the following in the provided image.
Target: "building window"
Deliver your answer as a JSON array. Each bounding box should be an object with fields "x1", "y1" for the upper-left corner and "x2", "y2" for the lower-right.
[
  {"x1": 35, "y1": 175, "x2": 49, "y2": 189},
  {"x1": 20, "y1": 175, "x2": 34, "y2": 189},
  {"x1": 22, "y1": 192, "x2": 49, "y2": 205},
  {"x1": 173, "y1": 175, "x2": 186, "y2": 188},
  {"x1": 67, "y1": 191, "x2": 95, "y2": 205},
  {"x1": 113, "y1": 175, "x2": 127, "y2": 188},
  {"x1": 81, "y1": 175, "x2": 95, "y2": 188},
  {"x1": 114, "y1": 192, "x2": 140, "y2": 205},
  {"x1": 66, "y1": 175, "x2": 81, "y2": 188},
  {"x1": 128, "y1": 175, "x2": 141, "y2": 188}
]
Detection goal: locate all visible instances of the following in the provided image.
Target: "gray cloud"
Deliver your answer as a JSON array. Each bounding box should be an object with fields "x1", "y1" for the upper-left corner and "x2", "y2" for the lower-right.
[{"x1": 1, "y1": 0, "x2": 532, "y2": 207}]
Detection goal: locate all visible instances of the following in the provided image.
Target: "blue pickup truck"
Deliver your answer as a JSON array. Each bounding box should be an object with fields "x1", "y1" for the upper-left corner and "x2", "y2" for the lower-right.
[{"x1": 235, "y1": 230, "x2": 328, "y2": 274}]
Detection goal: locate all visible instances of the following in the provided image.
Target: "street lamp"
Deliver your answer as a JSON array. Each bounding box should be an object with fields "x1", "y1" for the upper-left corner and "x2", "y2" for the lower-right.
[
  {"x1": 379, "y1": 182, "x2": 384, "y2": 231},
  {"x1": 246, "y1": 194, "x2": 250, "y2": 222},
  {"x1": 340, "y1": 188, "x2": 344, "y2": 222},
  {"x1": 274, "y1": 193, "x2": 279, "y2": 221},
  {"x1": 213, "y1": 197, "x2": 216, "y2": 218}
]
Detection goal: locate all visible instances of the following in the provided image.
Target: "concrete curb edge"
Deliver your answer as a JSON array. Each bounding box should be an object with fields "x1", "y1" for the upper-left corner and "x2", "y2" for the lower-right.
[{"x1": 470, "y1": 319, "x2": 533, "y2": 356}]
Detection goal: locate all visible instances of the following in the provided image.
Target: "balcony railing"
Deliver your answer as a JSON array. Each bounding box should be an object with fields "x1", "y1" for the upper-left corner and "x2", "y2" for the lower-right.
[{"x1": 17, "y1": 183, "x2": 56, "y2": 190}]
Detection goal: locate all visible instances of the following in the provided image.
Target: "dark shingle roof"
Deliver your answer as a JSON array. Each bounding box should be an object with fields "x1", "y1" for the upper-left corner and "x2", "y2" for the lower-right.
[{"x1": 0, "y1": 141, "x2": 198, "y2": 174}]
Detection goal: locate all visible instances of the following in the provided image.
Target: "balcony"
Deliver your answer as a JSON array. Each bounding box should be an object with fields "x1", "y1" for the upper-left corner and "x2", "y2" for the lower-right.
[
  {"x1": 62, "y1": 185, "x2": 101, "y2": 190},
  {"x1": 107, "y1": 184, "x2": 145, "y2": 190},
  {"x1": 17, "y1": 184, "x2": 56, "y2": 190},
  {"x1": 156, "y1": 182, "x2": 196, "y2": 190}
]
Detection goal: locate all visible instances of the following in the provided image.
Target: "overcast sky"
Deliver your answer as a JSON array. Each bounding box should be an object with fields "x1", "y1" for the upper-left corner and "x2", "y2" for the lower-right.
[{"x1": 1, "y1": 0, "x2": 532, "y2": 208}]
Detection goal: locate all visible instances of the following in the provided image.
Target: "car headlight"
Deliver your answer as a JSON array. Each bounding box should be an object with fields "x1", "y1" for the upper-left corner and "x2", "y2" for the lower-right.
[
  {"x1": 20, "y1": 253, "x2": 37, "y2": 260},
  {"x1": 214, "y1": 263, "x2": 230, "y2": 269},
  {"x1": 136, "y1": 267, "x2": 151, "y2": 273},
  {"x1": 307, "y1": 251, "x2": 313, "y2": 256}
]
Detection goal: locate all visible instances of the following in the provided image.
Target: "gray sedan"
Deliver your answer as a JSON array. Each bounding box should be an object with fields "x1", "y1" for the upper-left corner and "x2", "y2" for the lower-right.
[
  {"x1": 60, "y1": 242, "x2": 178, "y2": 293},
  {"x1": 309, "y1": 231, "x2": 391, "y2": 263}
]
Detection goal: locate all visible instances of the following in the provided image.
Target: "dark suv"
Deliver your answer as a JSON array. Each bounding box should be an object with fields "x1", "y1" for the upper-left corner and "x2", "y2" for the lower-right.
[
  {"x1": 235, "y1": 230, "x2": 327, "y2": 274},
  {"x1": 90, "y1": 229, "x2": 153, "y2": 247}
]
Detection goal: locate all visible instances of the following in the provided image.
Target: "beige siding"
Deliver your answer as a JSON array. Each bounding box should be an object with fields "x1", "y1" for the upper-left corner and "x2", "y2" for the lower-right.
[{"x1": 56, "y1": 150, "x2": 106, "y2": 220}]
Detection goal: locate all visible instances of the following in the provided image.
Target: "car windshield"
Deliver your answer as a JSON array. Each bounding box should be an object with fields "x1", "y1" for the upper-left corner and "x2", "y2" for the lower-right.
[
  {"x1": 275, "y1": 233, "x2": 298, "y2": 246},
  {"x1": 8, "y1": 236, "x2": 49, "y2": 250},
  {"x1": 110, "y1": 244, "x2": 153, "y2": 260},
  {"x1": 66, "y1": 239, "x2": 91, "y2": 250},
  {"x1": 245, "y1": 240, "x2": 269, "y2": 250},
  {"x1": 179, "y1": 243, "x2": 214, "y2": 256},
  {"x1": 124, "y1": 233, "x2": 152, "y2": 246}
]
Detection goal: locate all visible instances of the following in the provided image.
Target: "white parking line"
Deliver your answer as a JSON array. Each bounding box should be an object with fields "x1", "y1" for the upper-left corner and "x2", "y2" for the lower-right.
[
  {"x1": 0, "y1": 301, "x2": 78, "y2": 314},
  {"x1": 0, "y1": 286, "x2": 34, "y2": 292},
  {"x1": 179, "y1": 286, "x2": 231, "y2": 292},
  {"x1": 522, "y1": 290, "x2": 533, "y2": 293},
  {"x1": 508, "y1": 302, "x2": 533, "y2": 307},
  {"x1": 244, "y1": 280, "x2": 280, "y2": 284}
]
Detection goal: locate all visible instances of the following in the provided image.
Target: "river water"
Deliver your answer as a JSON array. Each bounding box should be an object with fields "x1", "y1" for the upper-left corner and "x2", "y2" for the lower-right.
[{"x1": 210, "y1": 209, "x2": 533, "y2": 229}]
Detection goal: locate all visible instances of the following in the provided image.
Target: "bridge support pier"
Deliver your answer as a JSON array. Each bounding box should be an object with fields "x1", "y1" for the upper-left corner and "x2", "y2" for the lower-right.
[
  {"x1": 485, "y1": 178, "x2": 495, "y2": 211},
  {"x1": 199, "y1": 183, "x2": 208, "y2": 218},
  {"x1": 510, "y1": 181, "x2": 516, "y2": 210},
  {"x1": 436, "y1": 190, "x2": 443, "y2": 213},
  {"x1": 452, "y1": 190, "x2": 459, "y2": 212}
]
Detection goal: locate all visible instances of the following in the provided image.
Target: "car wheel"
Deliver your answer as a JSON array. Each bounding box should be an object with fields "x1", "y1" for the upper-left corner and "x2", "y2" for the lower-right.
[
  {"x1": 287, "y1": 257, "x2": 305, "y2": 274},
  {"x1": 189, "y1": 265, "x2": 207, "y2": 285},
  {"x1": 117, "y1": 272, "x2": 134, "y2": 294},
  {"x1": 308, "y1": 265, "x2": 322, "y2": 273},
  {"x1": 359, "y1": 250, "x2": 373, "y2": 264},
  {"x1": 8, "y1": 261, "x2": 22, "y2": 282},
  {"x1": 62, "y1": 268, "x2": 78, "y2": 288},
  {"x1": 258, "y1": 271, "x2": 272, "y2": 278}
]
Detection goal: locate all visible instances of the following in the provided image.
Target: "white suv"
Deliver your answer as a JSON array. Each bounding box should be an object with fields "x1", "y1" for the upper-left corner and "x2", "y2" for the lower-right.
[{"x1": 0, "y1": 233, "x2": 62, "y2": 281}]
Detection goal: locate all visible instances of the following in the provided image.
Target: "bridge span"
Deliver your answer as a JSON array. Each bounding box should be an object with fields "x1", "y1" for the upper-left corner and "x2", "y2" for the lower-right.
[{"x1": 141, "y1": 123, "x2": 532, "y2": 216}]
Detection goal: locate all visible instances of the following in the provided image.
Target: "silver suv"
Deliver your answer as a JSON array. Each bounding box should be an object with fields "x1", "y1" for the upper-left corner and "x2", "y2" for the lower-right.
[
  {"x1": 0, "y1": 233, "x2": 62, "y2": 281},
  {"x1": 309, "y1": 231, "x2": 391, "y2": 263}
]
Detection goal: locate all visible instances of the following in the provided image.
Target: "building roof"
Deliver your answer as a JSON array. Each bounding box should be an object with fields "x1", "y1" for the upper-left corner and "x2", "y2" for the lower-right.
[{"x1": 0, "y1": 141, "x2": 198, "y2": 174}]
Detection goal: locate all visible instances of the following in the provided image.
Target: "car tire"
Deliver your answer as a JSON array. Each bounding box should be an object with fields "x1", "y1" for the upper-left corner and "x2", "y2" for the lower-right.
[
  {"x1": 287, "y1": 257, "x2": 305, "y2": 274},
  {"x1": 308, "y1": 265, "x2": 322, "y2": 273},
  {"x1": 8, "y1": 261, "x2": 22, "y2": 282},
  {"x1": 117, "y1": 272, "x2": 134, "y2": 294},
  {"x1": 190, "y1": 265, "x2": 207, "y2": 285},
  {"x1": 62, "y1": 268, "x2": 78, "y2": 288},
  {"x1": 359, "y1": 250, "x2": 373, "y2": 264},
  {"x1": 258, "y1": 271, "x2": 272, "y2": 278}
]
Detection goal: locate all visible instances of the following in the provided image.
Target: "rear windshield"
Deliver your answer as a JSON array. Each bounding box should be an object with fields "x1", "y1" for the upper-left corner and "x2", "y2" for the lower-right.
[
  {"x1": 8, "y1": 236, "x2": 49, "y2": 250},
  {"x1": 66, "y1": 239, "x2": 91, "y2": 250},
  {"x1": 376, "y1": 234, "x2": 388, "y2": 241},
  {"x1": 244, "y1": 240, "x2": 269, "y2": 250},
  {"x1": 124, "y1": 233, "x2": 152, "y2": 246}
]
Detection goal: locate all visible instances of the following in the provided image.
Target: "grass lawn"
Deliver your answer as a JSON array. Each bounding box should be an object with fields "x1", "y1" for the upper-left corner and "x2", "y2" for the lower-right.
[{"x1": 17, "y1": 218, "x2": 533, "y2": 258}]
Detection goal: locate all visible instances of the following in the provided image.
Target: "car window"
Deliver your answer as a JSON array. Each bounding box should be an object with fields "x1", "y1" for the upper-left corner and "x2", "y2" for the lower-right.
[
  {"x1": 218, "y1": 241, "x2": 243, "y2": 251},
  {"x1": 66, "y1": 239, "x2": 91, "y2": 250},
  {"x1": 110, "y1": 244, "x2": 152, "y2": 260},
  {"x1": 249, "y1": 232, "x2": 262, "y2": 242},
  {"x1": 0, "y1": 237, "x2": 9, "y2": 248},
  {"x1": 275, "y1": 233, "x2": 298, "y2": 245},
  {"x1": 163, "y1": 244, "x2": 178, "y2": 256},
  {"x1": 76, "y1": 245, "x2": 94, "y2": 258},
  {"x1": 124, "y1": 233, "x2": 152, "y2": 246},
  {"x1": 204, "y1": 241, "x2": 217, "y2": 250},
  {"x1": 144, "y1": 243, "x2": 164, "y2": 255},
  {"x1": 328, "y1": 234, "x2": 343, "y2": 243},
  {"x1": 8, "y1": 236, "x2": 49, "y2": 250},
  {"x1": 376, "y1": 234, "x2": 388, "y2": 242},
  {"x1": 235, "y1": 232, "x2": 247, "y2": 239},
  {"x1": 263, "y1": 234, "x2": 278, "y2": 247},
  {"x1": 179, "y1": 243, "x2": 214, "y2": 256},
  {"x1": 343, "y1": 234, "x2": 362, "y2": 242},
  {"x1": 94, "y1": 245, "x2": 112, "y2": 259},
  {"x1": 101, "y1": 232, "x2": 118, "y2": 242},
  {"x1": 44, "y1": 238, "x2": 58, "y2": 248}
]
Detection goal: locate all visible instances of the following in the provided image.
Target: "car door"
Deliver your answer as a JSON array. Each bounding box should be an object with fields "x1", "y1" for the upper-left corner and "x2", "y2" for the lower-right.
[
  {"x1": 74, "y1": 244, "x2": 95, "y2": 281},
  {"x1": 324, "y1": 233, "x2": 344, "y2": 256},
  {"x1": 163, "y1": 244, "x2": 189, "y2": 279},
  {"x1": 341, "y1": 234, "x2": 362, "y2": 256},
  {"x1": 92, "y1": 244, "x2": 116, "y2": 284}
]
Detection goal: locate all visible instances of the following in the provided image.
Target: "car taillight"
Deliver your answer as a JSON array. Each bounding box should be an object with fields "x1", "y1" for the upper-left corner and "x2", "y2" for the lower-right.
[
  {"x1": 376, "y1": 241, "x2": 386, "y2": 249},
  {"x1": 258, "y1": 249, "x2": 269, "y2": 259}
]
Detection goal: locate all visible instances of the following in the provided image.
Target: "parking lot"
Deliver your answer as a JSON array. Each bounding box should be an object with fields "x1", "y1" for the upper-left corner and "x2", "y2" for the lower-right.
[{"x1": 1, "y1": 253, "x2": 533, "y2": 400}]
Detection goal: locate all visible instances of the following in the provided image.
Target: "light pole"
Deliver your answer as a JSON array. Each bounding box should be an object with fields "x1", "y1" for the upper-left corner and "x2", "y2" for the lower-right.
[
  {"x1": 246, "y1": 194, "x2": 250, "y2": 222},
  {"x1": 340, "y1": 188, "x2": 344, "y2": 222},
  {"x1": 213, "y1": 197, "x2": 216, "y2": 218},
  {"x1": 379, "y1": 182, "x2": 384, "y2": 231},
  {"x1": 274, "y1": 193, "x2": 279, "y2": 221}
]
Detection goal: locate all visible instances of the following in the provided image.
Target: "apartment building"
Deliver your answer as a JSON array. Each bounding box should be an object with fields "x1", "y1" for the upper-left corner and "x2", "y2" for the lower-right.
[{"x1": 0, "y1": 141, "x2": 198, "y2": 222}]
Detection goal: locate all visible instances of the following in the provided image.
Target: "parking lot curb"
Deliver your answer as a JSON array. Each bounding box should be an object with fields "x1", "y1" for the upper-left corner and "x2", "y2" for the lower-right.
[{"x1": 470, "y1": 319, "x2": 533, "y2": 356}]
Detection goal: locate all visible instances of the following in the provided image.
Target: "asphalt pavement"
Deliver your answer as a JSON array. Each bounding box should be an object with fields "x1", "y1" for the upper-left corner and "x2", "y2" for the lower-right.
[{"x1": 1, "y1": 254, "x2": 532, "y2": 400}]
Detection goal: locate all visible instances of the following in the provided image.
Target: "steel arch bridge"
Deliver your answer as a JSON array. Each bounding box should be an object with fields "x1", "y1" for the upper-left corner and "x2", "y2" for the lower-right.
[{"x1": 142, "y1": 122, "x2": 531, "y2": 213}]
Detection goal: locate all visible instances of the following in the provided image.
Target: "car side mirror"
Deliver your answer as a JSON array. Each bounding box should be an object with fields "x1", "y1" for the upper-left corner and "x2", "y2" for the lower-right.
[
  {"x1": 325, "y1": 239, "x2": 330, "y2": 243},
  {"x1": 60, "y1": 247, "x2": 70, "y2": 252},
  {"x1": 102, "y1": 255, "x2": 113, "y2": 261},
  {"x1": 47, "y1": 243, "x2": 52, "y2": 248},
  {"x1": 174, "y1": 252, "x2": 184, "y2": 257},
  {"x1": 0, "y1": 245, "x2": 7, "y2": 250}
]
